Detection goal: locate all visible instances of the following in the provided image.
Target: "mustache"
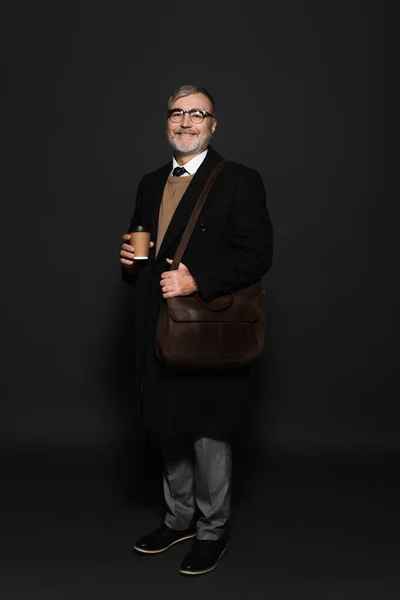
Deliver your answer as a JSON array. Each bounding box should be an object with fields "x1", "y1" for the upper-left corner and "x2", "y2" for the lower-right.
[{"x1": 173, "y1": 129, "x2": 198, "y2": 135}]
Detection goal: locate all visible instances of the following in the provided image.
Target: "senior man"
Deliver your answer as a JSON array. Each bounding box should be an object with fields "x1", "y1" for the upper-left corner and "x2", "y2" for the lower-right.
[{"x1": 120, "y1": 84, "x2": 273, "y2": 575}]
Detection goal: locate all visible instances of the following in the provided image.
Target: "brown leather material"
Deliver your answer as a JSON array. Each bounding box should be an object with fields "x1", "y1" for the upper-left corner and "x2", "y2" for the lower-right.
[
  {"x1": 165, "y1": 282, "x2": 261, "y2": 322},
  {"x1": 155, "y1": 161, "x2": 266, "y2": 370},
  {"x1": 156, "y1": 281, "x2": 266, "y2": 369}
]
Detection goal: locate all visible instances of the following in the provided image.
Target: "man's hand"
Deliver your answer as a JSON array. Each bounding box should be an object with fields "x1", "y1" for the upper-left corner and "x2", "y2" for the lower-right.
[
  {"x1": 160, "y1": 258, "x2": 198, "y2": 298},
  {"x1": 119, "y1": 233, "x2": 154, "y2": 270}
]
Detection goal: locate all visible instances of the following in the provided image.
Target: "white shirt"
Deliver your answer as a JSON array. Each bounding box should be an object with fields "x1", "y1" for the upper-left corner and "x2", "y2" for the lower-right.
[{"x1": 172, "y1": 148, "x2": 208, "y2": 176}]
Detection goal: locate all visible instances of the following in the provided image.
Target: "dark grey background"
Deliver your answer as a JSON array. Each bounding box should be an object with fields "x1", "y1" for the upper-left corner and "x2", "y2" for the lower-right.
[
  {"x1": 7, "y1": 0, "x2": 391, "y2": 459},
  {"x1": 6, "y1": 3, "x2": 398, "y2": 599}
]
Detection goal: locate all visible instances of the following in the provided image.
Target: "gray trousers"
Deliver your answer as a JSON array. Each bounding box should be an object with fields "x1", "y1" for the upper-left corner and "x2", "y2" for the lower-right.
[{"x1": 161, "y1": 435, "x2": 232, "y2": 541}]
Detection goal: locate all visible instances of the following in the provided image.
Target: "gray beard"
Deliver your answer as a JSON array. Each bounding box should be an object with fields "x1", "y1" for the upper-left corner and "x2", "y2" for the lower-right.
[{"x1": 167, "y1": 131, "x2": 213, "y2": 155}]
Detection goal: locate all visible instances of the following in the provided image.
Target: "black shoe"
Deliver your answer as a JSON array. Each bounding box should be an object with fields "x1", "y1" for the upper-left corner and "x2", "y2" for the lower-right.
[
  {"x1": 179, "y1": 539, "x2": 227, "y2": 576},
  {"x1": 133, "y1": 524, "x2": 197, "y2": 555}
]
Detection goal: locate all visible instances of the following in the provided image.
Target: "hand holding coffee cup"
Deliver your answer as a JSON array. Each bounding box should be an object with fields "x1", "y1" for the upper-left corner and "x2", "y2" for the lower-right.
[{"x1": 120, "y1": 227, "x2": 154, "y2": 269}]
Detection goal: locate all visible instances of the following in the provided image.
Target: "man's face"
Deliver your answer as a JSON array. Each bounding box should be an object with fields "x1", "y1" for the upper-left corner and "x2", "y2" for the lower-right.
[{"x1": 166, "y1": 93, "x2": 217, "y2": 157}]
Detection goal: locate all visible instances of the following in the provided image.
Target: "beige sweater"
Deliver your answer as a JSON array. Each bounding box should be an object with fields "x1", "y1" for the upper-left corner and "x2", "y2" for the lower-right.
[{"x1": 156, "y1": 173, "x2": 194, "y2": 256}]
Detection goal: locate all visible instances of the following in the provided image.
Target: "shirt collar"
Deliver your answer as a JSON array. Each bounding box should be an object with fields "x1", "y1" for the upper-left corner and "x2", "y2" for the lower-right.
[{"x1": 172, "y1": 148, "x2": 208, "y2": 175}]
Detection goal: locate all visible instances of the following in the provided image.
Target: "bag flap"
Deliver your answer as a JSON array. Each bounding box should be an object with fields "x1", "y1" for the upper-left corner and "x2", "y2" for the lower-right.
[{"x1": 165, "y1": 281, "x2": 264, "y2": 323}]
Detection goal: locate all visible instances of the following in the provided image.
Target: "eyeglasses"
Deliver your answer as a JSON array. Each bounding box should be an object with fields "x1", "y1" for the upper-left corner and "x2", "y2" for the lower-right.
[{"x1": 167, "y1": 108, "x2": 215, "y2": 124}]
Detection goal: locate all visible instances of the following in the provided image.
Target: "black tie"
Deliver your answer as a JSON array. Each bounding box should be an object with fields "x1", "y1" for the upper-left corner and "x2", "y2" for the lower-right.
[{"x1": 172, "y1": 166, "x2": 187, "y2": 177}]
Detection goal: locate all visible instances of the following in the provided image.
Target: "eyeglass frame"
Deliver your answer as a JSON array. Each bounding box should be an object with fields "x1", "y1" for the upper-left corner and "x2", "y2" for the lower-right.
[{"x1": 167, "y1": 108, "x2": 216, "y2": 123}]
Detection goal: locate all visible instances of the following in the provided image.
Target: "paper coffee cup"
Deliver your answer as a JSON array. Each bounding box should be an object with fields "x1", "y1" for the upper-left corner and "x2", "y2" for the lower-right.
[{"x1": 129, "y1": 226, "x2": 151, "y2": 259}]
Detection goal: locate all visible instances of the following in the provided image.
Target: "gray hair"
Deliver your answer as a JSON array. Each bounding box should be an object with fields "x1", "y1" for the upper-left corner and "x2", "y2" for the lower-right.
[{"x1": 167, "y1": 85, "x2": 216, "y2": 114}]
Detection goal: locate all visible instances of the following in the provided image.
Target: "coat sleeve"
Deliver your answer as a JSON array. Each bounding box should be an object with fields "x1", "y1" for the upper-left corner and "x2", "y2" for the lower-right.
[
  {"x1": 189, "y1": 168, "x2": 273, "y2": 302},
  {"x1": 121, "y1": 176, "x2": 146, "y2": 285}
]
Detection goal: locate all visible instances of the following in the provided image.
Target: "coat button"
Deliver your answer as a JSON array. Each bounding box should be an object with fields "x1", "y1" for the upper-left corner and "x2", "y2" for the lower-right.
[{"x1": 200, "y1": 223, "x2": 207, "y2": 232}]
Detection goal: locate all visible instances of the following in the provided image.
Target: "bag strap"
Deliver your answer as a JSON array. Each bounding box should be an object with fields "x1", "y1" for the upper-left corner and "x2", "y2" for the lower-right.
[{"x1": 171, "y1": 159, "x2": 228, "y2": 269}]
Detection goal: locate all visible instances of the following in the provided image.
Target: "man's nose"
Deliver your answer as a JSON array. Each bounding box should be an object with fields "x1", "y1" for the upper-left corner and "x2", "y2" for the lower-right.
[{"x1": 181, "y1": 112, "x2": 192, "y2": 127}]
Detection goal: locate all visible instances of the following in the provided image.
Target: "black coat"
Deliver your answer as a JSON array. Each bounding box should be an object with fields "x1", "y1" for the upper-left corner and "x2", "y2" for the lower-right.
[{"x1": 123, "y1": 147, "x2": 273, "y2": 436}]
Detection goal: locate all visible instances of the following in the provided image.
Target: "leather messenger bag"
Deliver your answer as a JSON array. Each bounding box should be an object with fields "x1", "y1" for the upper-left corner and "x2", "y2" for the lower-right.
[{"x1": 155, "y1": 160, "x2": 266, "y2": 370}]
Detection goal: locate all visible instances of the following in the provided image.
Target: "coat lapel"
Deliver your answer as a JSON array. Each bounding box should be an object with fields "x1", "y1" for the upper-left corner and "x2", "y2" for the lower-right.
[
  {"x1": 154, "y1": 147, "x2": 223, "y2": 268},
  {"x1": 149, "y1": 162, "x2": 171, "y2": 245}
]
